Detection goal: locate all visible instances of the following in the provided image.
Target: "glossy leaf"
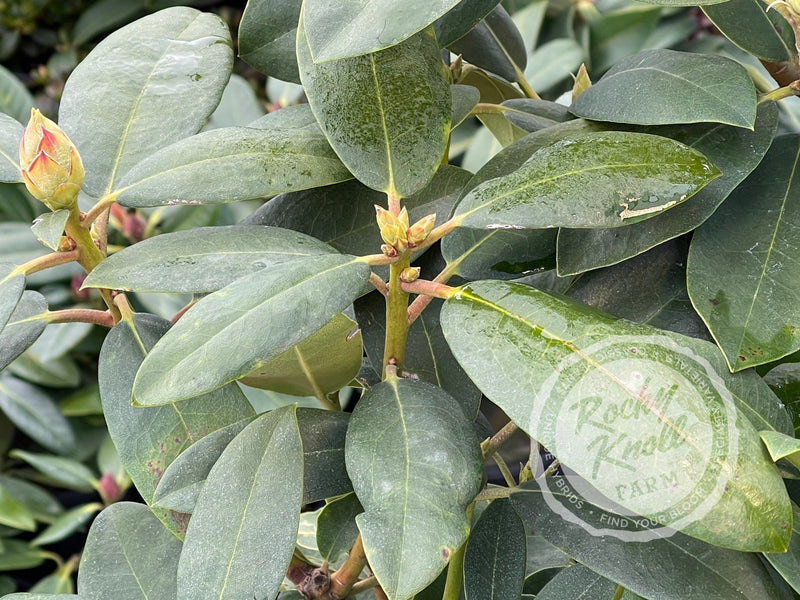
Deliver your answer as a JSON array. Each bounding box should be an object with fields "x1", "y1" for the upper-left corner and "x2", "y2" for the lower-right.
[
  {"x1": 463, "y1": 499, "x2": 526, "y2": 600},
  {"x1": 448, "y1": 6, "x2": 527, "y2": 82},
  {"x1": 0, "y1": 376, "x2": 75, "y2": 454},
  {"x1": 510, "y1": 483, "x2": 790, "y2": 600},
  {"x1": 346, "y1": 378, "x2": 483, "y2": 599},
  {"x1": 302, "y1": 0, "x2": 460, "y2": 61},
  {"x1": 238, "y1": 0, "x2": 302, "y2": 83},
  {"x1": 534, "y1": 565, "x2": 617, "y2": 600},
  {"x1": 176, "y1": 406, "x2": 303, "y2": 600},
  {"x1": 78, "y1": 502, "x2": 183, "y2": 600},
  {"x1": 688, "y1": 134, "x2": 800, "y2": 371},
  {"x1": 703, "y1": 0, "x2": 796, "y2": 62},
  {"x1": 500, "y1": 99, "x2": 573, "y2": 133},
  {"x1": 0, "y1": 263, "x2": 24, "y2": 335},
  {"x1": 241, "y1": 312, "x2": 362, "y2": 397},
  {"x1": 30, "y1": 503, "x2": 103, "y2": 547},
  {"x1": 0, "y1": 114, "x2": 22, "y2": 183},
  {"x1": 133, "y1": 254, "x2": 368, "y2": 404},
  {"x1": 99, "y1": 313, "x2": 255, "y2": 537},
  {"x1": 434, "y1": 0, "x2": 501, "y2": 46},
  {"x1": 0, "y1": 291, "x2": 47, "y2": 372},
  {"x1": 83, "y1": 225, "x2": 336, "y2": 293},
  {"x1": 453, "y1": 131, "x2": 720, "y2": 230},
  {"x1": 152, "y1": 418, "x2": 252, "y2": 513},
  {"x1": 316, "y1": 492, "x2": 363, "y2": 562},
  {"x1": 570, "y1": 49, "x2": 757, "y2": 128},
  {"x1": 114, "y1": 125, "x2": 351, "y2": 207},
  {"x1": 441, "y1": 280, "x2": 791, "y2": 551},
  {"x1": 0, "y1": 65, "x2": 34, "y2": 124},
  {"x1": 298, "y1": 22, "x2": 450, "y2": 197},
  {"x1": 296, "y1": 408, "x2": 351, "y2": 503},
  {"x1": 248, "y1": 165, "x2": 471, "y2": 257},
  {"x1": 557, "y1": 100, "x2": 778, "y2": 275},
  {"x1": 30, "y1": 210, "x2": 69, "y2": 252},
  {"x1": 59, "y1": 7, "x2": 232, "y2": 198}
]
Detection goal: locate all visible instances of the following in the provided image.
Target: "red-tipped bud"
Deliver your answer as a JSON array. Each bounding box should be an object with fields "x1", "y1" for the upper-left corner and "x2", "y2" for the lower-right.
[{"x1": 407, "y1": 213, "x2": 436, "y2": 246}]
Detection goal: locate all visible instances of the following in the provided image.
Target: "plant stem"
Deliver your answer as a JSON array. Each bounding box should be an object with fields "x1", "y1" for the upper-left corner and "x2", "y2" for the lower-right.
[
  {"x1": 411, "y1": 217, "x2": 460, "y2": 253},
  {"x1": 373, "y1": 587, "x2": 390, "y2": 600},
  {"x1": 348, "y1": 575, "x2": 378, "y2": 596},
  {"x1": 474, "y1": 487, "x2": 514, "y2": 502},
  {"x1": 407, "y1": 263, "x2": 458, "y2": 325},
  {"x1": 329, "y1": 535, "x2": 368, "y2": 598},
  {"x1": 515, "y1": 66, "x2": 540, "y2": 99},
  {"x1": 441, "y1": 503, "x2": 473, "y2": 600},
  {"x1": 399, "y1": 278, "x2": 456, "y2": 300},
  {"x1": 387, "y1": 190, "x2": 402, "y2": 215},
  {"x1": 471, "y1": 102, "x2": 508, "y2": 116},
  {"x1": 382, "y1": 255, "x2": 412, "y2": 377},
  {"x1": 759, "y1": 83, "x2": 800, "y2": 103},
  {"x1": 82, "y1": 193, "x2": 118, "y2": 226},
  {"x1": 369, "y1": 272, "x2": 389, "y2": 297},
  {"x1": 171, "y1": 298, "x2": 198, "y2": 324},
  {"x1": 16, "y1": 248, "x2": 80, "y2": 276},
  {"x1": 493, "y1": 453, "x2": 517, "y2": 487},
  {"x1": 482, "y1": 420, "x2": 519, "y2": 459},
  {"x1": 46, "y1": 308, "x2": 114, "y2": 328},
  {"x1": 611, "y1": 584, "x2": 625, "y2": 600}
]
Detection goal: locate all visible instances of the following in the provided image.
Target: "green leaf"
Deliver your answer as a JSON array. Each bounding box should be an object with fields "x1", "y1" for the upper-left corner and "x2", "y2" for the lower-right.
[
  {"x1": 557, "y1": 100, "x2": 778, "y2": 275},
  {"x1": 441, "y1": 280, "x2": 791, "y2": 551},
  {"x1": 241, "y1": 312, "x2": 363, "y2": 397},
  {"x1": 524, "y1": 39, "x2": 585, "y2": 93},
  {"x1": 297, "y1": 408, "x2": 352, "y2": 503},
  {"x1": 205, "y1": 74, "x2": 266, "y2": 129},
  {"x1": 703, "y1": 0, "x2": 796, "y2": 62},
  {"x1": 238, "y1": 0, "x2": 302, "y2": 83},
  {"x1": 0, "y1": 291, "x2": 47, "y2": 372},
  {"x1": 588, "y1": 6, "x2": 661, "y2": 73},
  {"x1": 0, "y1": 375, "x2": 76, "y2": 454},
  {"x1": 298, "y1": 21, "x2": 451, "y2": 197},
  {"x1": 0, "y1": 540, "x2": 51, "y2": 571},
  {"x1": 510, "y1": 483, "x2": 790, "y2": 600},
  {"x1": 99, "y1": 313, "x2": 255, "y2": 537},
  {"x1": 0, "y1": 481, "x2": 36, "y2": 531},
  {"x1": 59, "y1": 7, "x2": 233, "y2": 198},
  {"x1": 459, "y1": 67, "x2": 525, "y2": 148},
  {"x1": 302, "y1": 0, "x2": 460, "y2": 61},
  {"x1": 759, "y1": 430, "x2": 800, "y2": 469},
  {"x1": 570, "y1": 49, "x2": 757, "y2": 128},
  {"x1": 30, "y1": 503, "x2": 103, "y2": 547},
  {"x1": 316, "y1": 492, "x2": 363, "y2": 562},
  {"x1": 0, "y1": 223, "x2": 81, "y2": 285},
  {"x1": 152, "y1": 418, "x2": 252, "y2": 513},
  {"x1": 3, "y1": 596, "x2": 84, "y2": 600},
  {"x1": 453, "y1": 131, "x2": 720, "y2": 229},
  {"x1": 30, "y1": 210, "x2": 69, "y2": 252},
  {"x1": 0, "y1": 113, "x2": 22, "y2": 183},
  {"x1": 114, "y1": 125, "x2": 351, "y2": 207},
  {"x1": 346, "y1": 378, "x2": 483, "y2": 600},
  {"x1": 764, "y1": 503, "x2": 800, "y2": 595},
  {"x1": 71, "y1": 0, "x2": 145, "y2": 45},
  {"x1": 9, "y1": 352, "x2": 81, "y2": 389},
  {"x1": 83, "y1": 225, "x2": 336, "y2": 293},
  {"x1": 452, "y1": 85, "x2": 481, "y2": 129},
  {"x1": 463, "y1": 499, "x2": 526, "y2": 600},
  {"x1": 0, "y1": 65, "x2": 33, "y2": 125},
  {"x1": 248, "y1": 165, "x2": 471, "y2": 258},
  {"x1": 132, "y1": 254, "x2": 369, "y2": 404},
  {"x1": 0, "y1": 263, "x2": 25, "y2": 335},
  {"x1": 10, "y1": 451, "x2": 96, "y2": 491},
  {"x1": 448, "y1": 6, "x2": 527, "y2": 82},
  {"x1": 534, "y1": 565, "x2": 617, "y2": 600},
  {"x1": 29, "y1": 321, "x2": 93, "y2": 363},
  {"x1": 176, "y1": 406, "x2": 303, "y2": 600},
  {"x1": 500, "y1": 99, "x2": 573, "y2": 133},
  {"x1": 434, "y1": 0, "x2": 501, "y2": 46},
  {"x1": 688, "y1": 134, "x2": 800, "y2": 371},
  {"x1": 78, "y1": 502, "x2": 183, "y2": 600},
  {"x1": 0, "y1": 475, "x2": 62, "y2": 523}
]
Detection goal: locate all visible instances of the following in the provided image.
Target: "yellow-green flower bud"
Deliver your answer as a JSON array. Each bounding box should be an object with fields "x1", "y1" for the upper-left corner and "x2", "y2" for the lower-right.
[
  {"x1": 399, "y1": 267, "x2": 420, "y2": 282},
  {"x1": 375, "y1": 204, "x2": 396, "y2": 231},
  {"x1": 398, "y1": 206, "x2": 409, "y2": 231},
  {"x1": 407, "y1": 213, "x2": 436, "y2": 246},
  {"x1": 19, "y1": 108, "x2": 84, "y2": 211}
]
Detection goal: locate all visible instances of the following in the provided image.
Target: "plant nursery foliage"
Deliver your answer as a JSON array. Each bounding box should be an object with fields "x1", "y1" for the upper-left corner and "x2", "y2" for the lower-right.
[{"x1": 2, "y1": 0, "x2": 800, "y2": 599}]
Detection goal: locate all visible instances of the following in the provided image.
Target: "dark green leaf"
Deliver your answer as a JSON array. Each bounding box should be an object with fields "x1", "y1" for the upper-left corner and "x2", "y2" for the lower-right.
[
  {"x1": 434, "y1": 0, "x2": 500, "y2": 46},
  {"x1": 238, "y1": 0, "x2": 302, "y2": 83},
  {"x1": 454, "y1": 131, "x2": 720, "y2": 229},
  {"x1": 10, "y1": 451, "x2": 96, "y2": 491},
  {"x1": 463, "y1": 499, "x2": 526, "y2": 600},
  {"x1": 0, "y1": 475, "x2": 62, "y2": 523},
  {"x1": 176, "y1": 406, "x2": 303, "y2": 600},
  {"x1": 99, "y1": 313, "x2": 255, "y2": 537},
  {"x1": 764, "y1": 503, "x2": 800, "y2": 595},
  {"x1": 28, "y1": 321, "x2": 93, "y2": 363},
  {"x1": 570, "y1": 49, "x2": 757, "y2": 128},
  {"x1": 500, "y1": 99, "x2": 573, "y2": 133},
  {"x1": 0, "y1": 481, "x2": 36, "y2": 531},
  {"x1": 297, "y1": 408, "x2": 351, "y2": 503},
  {"x1": 703, "y1": 0, "x2": 796, "y2": 62},
  {"x1": 78, "y1": 502, "x2": 183, "y2": 600},
  {"x1": 0, "y1": 375, "x2": 75, "y2": 454},
  {"x1": 114, "y1": 126, "x2": 351, "y2": 207},
  {"x1": 448, "y1": 6, "x2": 527, "y2": 82},
  {"x1": 534, "y1": 565, "x2": 617, "y2": 600},
  {"x1": 59, "y1": 7, "x2": 233, "y2": 198},
  {"x1": 298, "y1": 22, "x2": 451, "y2": 197},
  {"x1": 459, "y1": 67, "x2": 525, "y2": 147},
  {"x1": 83, "y1": 225, "x2": 336, "y2": 293},
  {"x1": 0, "y1": 291, "x2": 47, "y2": 372},
  {"x1": 451, "y1": 85, "x2": 481, "y2": 129},
  {"x1": 152, "y1": 418, "x2": 252, "y2": 513},
  {"x1": 510, "y1": 483, "x2": 790, "y2": 600},
  {"x1": 132, "y1": 254, "x2": 369, "y2": 404},
  {"x1": 0, "y1": 114, "x2": 22, "y2": 183},
  {"x1": 8, "y1": 352, "x2": 81, "y2": 388},
  {"x1": 557, "y1": 100, "x2": 779, "y2": 275},
  {"x1": 688, "y1": 134, "x2": 800, "y2": 371},
  {"x1": 302, "y1": 0, "x2": 460, "y2": 61},
  {"x1": 71, "y1": 0, "x2": 145, "y2": 45},
  {"x1": 441, "y1": 280, "x2": 791, "y2": 551},
  {"x1": 0, "y1": 65, "x2": 33, "y2": 124},
  {"x1": 346, "y1": 378, "x2": 483, "y2": 599},
  {"x1": 316, "y1": 492, "x2": 363, "y2": 562}
]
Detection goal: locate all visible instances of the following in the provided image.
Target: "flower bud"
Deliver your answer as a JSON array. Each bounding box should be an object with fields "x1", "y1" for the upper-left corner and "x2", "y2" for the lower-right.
[
  {"x1": 375, "y1": 204, "x2": 396, "y2": 231},
  {"x1": 19, "y1": 108, "x2": 84, "y2": 211},
  {"x1": 381, "y1": 244, "x2": 398, "y2": 257},
  {"x1": 398, "y1": 206, "x2": 409, "y2": 231},
  {"x1": 399, "y1": 266, "x2": 420, "y2": 283},
  {"x1": 407, "y1": 213, "x2": 436, "y2": 246}
]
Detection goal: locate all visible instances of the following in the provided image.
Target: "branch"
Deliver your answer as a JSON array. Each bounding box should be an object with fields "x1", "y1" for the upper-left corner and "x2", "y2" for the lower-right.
[
  {"x1": 481, "y1": 420, "x2": 519, "y2": 459},
  {"x1": 329, "y1": 535, "x2": 368, "y2": 598},
  {"x1": 398, "y1": 278, "x2": 455, "y2": 300},
  {"x1": 46, "y1": 308, "x2": 114, "y2": 328}
]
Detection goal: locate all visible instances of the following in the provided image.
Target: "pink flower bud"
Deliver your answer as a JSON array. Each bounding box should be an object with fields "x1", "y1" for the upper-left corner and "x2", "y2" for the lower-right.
[{"x1": 19, "y1": 109, "x2": 84, "y2": 210}]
